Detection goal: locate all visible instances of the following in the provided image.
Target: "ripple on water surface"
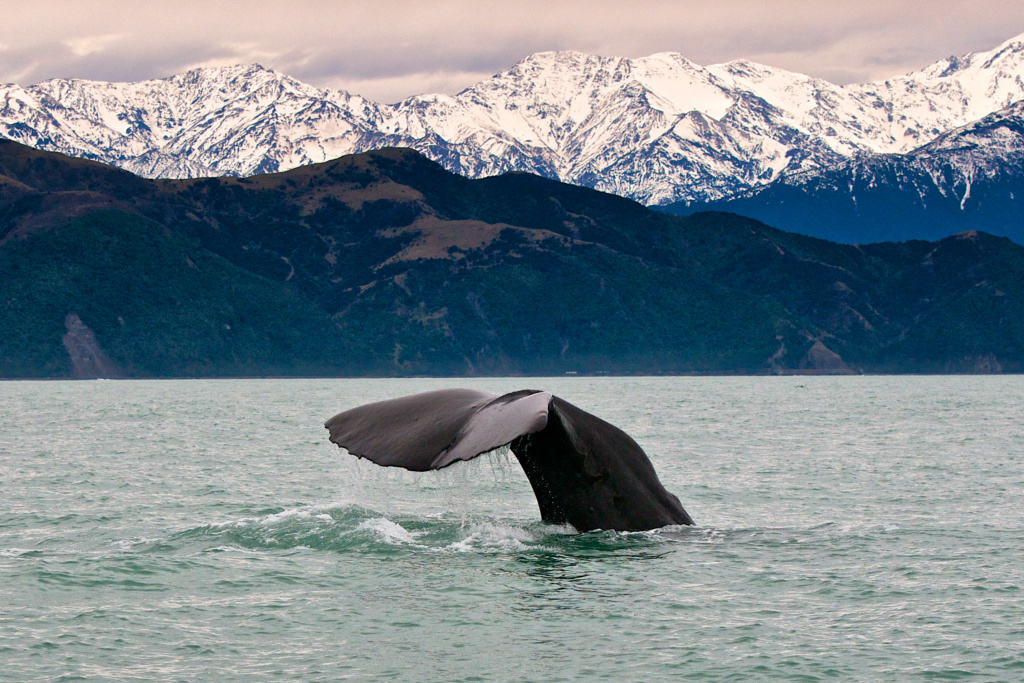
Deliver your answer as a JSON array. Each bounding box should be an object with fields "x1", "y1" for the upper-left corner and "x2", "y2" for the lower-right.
[{"x1": 1, "y1": 376, "x2": 1022, "y2": 679}]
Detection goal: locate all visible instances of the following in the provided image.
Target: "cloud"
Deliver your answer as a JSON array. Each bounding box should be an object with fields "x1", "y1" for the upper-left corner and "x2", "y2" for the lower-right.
[
  {"x1": 63, "y1": 33, "x2": 125, "y2": 58},
  {"x1": 0, "y1": 38, "x2": 242, "y2": 85},
  {"x1": 321, "y1": 70, "x2": 499, "y2": 103},
  {"x1": 2, "y1": 0, "x2": 1024, "y2": 101}
]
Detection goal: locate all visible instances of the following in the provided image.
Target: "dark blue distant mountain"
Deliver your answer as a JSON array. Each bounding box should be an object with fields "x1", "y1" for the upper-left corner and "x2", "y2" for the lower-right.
[{"x1": 663, "y1": 101, "x2": 1024, "y2": 245}]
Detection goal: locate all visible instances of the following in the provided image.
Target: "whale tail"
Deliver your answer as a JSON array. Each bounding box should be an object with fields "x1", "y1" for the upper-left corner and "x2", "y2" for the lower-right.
[{"x1": 325, "y1": 388, "x2": 693, "y2": 532}]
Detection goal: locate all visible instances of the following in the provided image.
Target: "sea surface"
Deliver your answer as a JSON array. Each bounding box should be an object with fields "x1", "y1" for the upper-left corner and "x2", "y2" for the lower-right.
[{"x1": 1, "y1": 377, "x2": 1022, "y2": 680}]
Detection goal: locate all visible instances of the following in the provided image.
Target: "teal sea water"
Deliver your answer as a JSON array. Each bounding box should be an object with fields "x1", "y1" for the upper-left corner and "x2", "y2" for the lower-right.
[{"x1": 1, "y1": 377, "x2": 1022, "y2": 680}]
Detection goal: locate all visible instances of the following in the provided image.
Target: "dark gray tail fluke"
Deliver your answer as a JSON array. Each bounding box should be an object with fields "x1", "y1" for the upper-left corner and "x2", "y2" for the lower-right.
[{"x1": 325, "y1": 388, "x2": 693, "y2": 531}]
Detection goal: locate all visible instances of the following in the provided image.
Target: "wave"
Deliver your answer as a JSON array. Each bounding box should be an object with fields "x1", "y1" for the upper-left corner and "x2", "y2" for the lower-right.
[
  {"x1": 163, "y1": 502, "x2": 702, "y2": 557},
  {"x1": 670, "y1": 520, "x2": 908, "y2": 549}
]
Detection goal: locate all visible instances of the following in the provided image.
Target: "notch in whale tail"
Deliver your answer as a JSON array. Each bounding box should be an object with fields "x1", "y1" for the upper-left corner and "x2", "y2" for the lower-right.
[{"x1": 324, "y1": 388, "x2": 694, "y2": 532}]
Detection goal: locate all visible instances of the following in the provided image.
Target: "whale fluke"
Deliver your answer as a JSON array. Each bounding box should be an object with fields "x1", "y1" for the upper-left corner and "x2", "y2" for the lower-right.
[{"x1": 325, "y1": 389, "x2": 693, "y2": 531}]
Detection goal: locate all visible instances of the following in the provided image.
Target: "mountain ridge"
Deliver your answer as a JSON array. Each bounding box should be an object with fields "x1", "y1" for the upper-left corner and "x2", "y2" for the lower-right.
[
  {"x1": 2, "y1": 140, "x2": 1022, "y2": 377},
  {"x1": 5, "y1": 33, "x2": 1024, "y2": 205},
  {"x1": 667, "y1": 100, "x2": 1024, "y2": 244}
]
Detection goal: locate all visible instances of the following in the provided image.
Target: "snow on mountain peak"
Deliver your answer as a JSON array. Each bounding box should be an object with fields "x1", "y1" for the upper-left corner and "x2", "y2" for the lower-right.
[{"x1": 4, "y1": 33, "x2": 1024, "y2": 205}]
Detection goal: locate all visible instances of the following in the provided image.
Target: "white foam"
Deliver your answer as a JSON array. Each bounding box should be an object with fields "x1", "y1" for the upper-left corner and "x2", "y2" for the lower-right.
[
  {"x1": 447, "y1": 521, "x2": 537, "y2": 553},
  {"x1": 202, "y1": 545, "x2": 263, "y2": 555},
  {"x1": 261, "y1": 507, "x2": 322, "y2": 524},
  {"x1": 206, "y1": 502, "x2": 351, "y2": 530},
  {"x1": 356, "y1": 517, "x2": 421, "y2": 545},
  {"x1": 111, "y1": 536, "x2": 162, "y2": 550}
]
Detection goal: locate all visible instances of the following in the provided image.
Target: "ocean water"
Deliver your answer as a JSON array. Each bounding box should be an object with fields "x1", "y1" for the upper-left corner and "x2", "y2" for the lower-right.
[{"x1": 1, "y1": 376, "x2": 1022, "y2": 680}]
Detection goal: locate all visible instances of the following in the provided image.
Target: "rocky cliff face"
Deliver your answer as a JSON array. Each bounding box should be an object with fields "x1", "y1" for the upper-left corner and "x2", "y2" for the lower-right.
[{"x1": 61, "y1": 313, "x2": 121, "y2": 378}]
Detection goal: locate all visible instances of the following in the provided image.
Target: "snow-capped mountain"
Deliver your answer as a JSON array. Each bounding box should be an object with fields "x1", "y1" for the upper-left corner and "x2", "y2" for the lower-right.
[
  {"x1": 4, "y1": 32, "x2": 1024, "y2": 204},
  {"x1": 0, "y1": 64, "x2": 387, "y2": 178},
  {"x1": 668, "y1": 100, "x2": 1024, "y2": 243}
]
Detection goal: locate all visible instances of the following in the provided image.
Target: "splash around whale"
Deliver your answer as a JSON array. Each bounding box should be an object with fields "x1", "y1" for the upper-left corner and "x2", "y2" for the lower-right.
[{"x1": 324, "y1": 388, "x2": 693, "y2": 532}]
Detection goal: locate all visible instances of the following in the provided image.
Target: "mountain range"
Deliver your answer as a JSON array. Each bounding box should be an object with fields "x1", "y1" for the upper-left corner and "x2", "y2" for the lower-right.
[
  {"x1": 2, "y1": 140, "x2": 1022, "y2": 377},
  {"x1": 5, "y1": 33, "x2": 1024, "y2": 209},
  {"x1": 668, "y1": 99, "x2": 1024, "y2": 244}
]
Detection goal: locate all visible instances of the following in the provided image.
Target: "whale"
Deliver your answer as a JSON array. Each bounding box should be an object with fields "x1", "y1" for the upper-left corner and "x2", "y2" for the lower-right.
[{"x1": 325, "y1": 388, "x2": 694, "y2": 531}]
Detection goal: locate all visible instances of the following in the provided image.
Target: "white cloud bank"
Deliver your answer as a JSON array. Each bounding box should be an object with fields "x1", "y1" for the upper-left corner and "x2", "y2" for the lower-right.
[{"x1": 2, "y1": 0, "x2": 1024, "y2": 102}]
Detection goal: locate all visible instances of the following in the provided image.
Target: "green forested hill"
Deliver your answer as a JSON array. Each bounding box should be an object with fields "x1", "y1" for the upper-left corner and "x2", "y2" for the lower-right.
[{"x1": 1, "y1": 140, "x2": 1022, "y2": 377}]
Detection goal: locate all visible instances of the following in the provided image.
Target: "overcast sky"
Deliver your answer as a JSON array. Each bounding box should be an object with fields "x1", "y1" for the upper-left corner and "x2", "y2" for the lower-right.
[{"x1": 3, "y1": 1, "x2": 1024, "y2": 102}]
